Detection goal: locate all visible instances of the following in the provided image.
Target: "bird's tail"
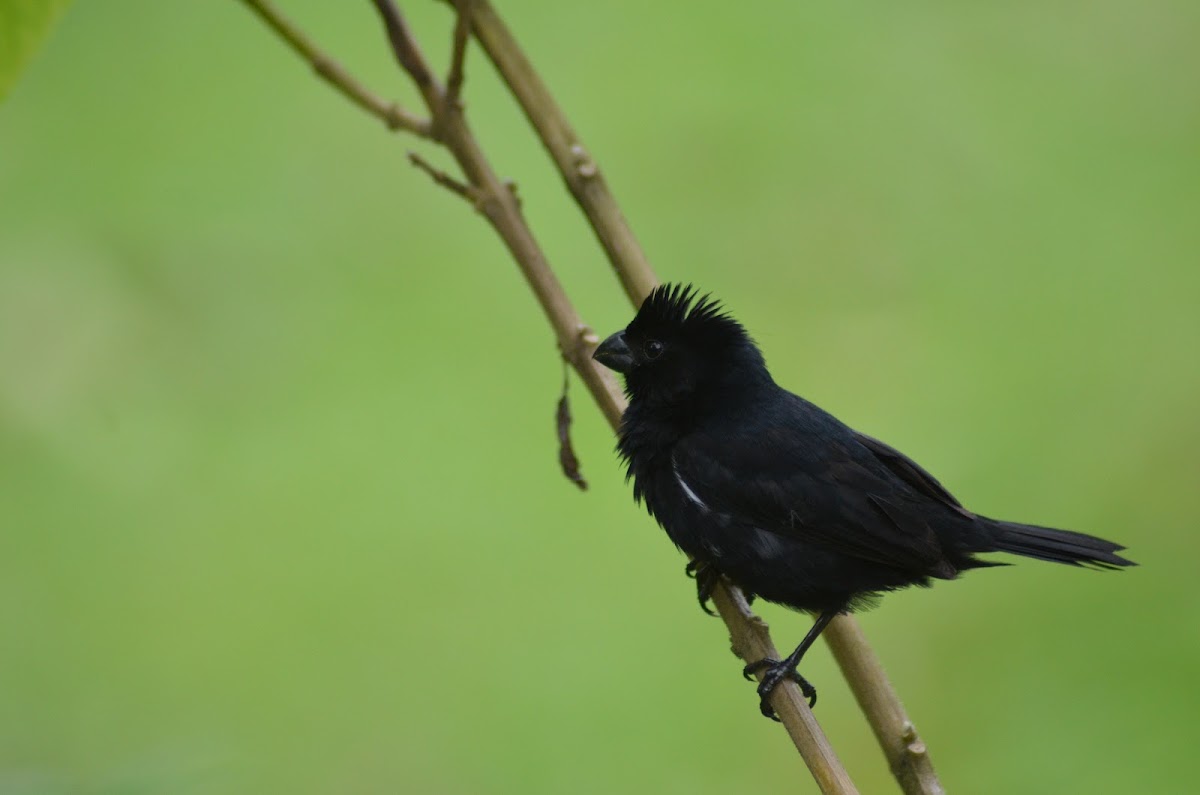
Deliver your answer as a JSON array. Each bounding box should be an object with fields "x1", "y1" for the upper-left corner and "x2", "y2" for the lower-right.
[{"x1": 987, "y1": 519, "x2": 1135, "y2": 570}]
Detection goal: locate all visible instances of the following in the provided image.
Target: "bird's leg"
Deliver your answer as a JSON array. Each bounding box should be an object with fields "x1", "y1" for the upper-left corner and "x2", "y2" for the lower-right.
[
  {"x1": 742, "y1": 607, "x2": 843, "y2": 720},
  {"x1": 684, "y1": 559, "x2": 721, "y2": 616}
]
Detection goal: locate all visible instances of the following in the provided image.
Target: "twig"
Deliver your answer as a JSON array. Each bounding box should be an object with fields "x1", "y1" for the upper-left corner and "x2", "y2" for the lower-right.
[
  {"x1": 407, "y1": 151, "x2": 480, "y2": 206},
  {"x1": 237, "y1": 0, "x2": 431, "y2": 138},
  {"x1": 444, "y1": 0, "x2": 471, "y2": 112},
  {"x1": 363, "y1": 1, "x2": 626, "y2": 425},
  {"x1": 242, "y1": 3, "x2": 857, "y2": 792},
  {"x1": 370, "y1": 0, "x2": 437, "y2": 97},
  {"x1": 465, "y1": 4, "x2": 943, "y2": 794}
]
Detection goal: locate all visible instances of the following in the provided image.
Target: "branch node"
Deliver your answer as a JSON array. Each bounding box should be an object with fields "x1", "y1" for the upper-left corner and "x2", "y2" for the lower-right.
[
  {"x1": 383, "y1": 103, "x2": 433, "y2": 137},
  {"x1": 561, "y1": 324, "x2": 600, "y2": 370},
  {"x1": 503, "y1": 178, "x2": 522, "y2": 210},
  {"x1": 901, "y1": 721, "x2": 927, "y2": 755},
  {"x1": 569, "y1": 142, "x2": 598, "y2": 179}
]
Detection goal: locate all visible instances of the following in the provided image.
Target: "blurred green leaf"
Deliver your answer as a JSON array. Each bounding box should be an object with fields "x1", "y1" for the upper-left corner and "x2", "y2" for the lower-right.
[{"x1": 0, "y1": 0, "x2": 71, "y2": 103}]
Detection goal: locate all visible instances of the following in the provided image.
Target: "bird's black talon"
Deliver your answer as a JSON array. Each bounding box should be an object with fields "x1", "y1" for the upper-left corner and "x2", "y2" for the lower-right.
[
  {"x1": 743, "y1": 658, "x2": 818, "y2": 717},
  {"x1": 686, "y1": 560, "x2": 721, "y2": 616},
  {"x1": 742, "y1": 657, "x2": 773, "y2": 681},
  {"x1": 696, "y1": 578, "x2": 718, "y2": 617},
  {"x1": 797, "y1": 676, "x2": 818, "y2": 709}
]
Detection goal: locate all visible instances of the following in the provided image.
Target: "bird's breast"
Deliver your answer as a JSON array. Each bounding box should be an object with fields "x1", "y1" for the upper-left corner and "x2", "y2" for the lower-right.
[{"x1": 629, "y1": 454, "x2": 735, "y2": 560}]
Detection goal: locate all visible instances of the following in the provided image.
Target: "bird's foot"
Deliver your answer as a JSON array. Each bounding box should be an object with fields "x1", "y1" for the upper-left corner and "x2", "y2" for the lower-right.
[
  {"x1": 684, "y1": 560, "x2": 721, "y2": 616},
  {"x1": 742, "y1": 658, "x2": 818, "y2": 719}
]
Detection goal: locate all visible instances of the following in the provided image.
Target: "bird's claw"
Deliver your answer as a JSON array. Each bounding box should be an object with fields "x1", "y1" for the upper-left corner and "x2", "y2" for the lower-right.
[
  {"x1": 685, "y1": 560, "x2": 720, "y2": 616},
  {"x1": 742, "y1": 658, "x2": 818, "y2": 720}
]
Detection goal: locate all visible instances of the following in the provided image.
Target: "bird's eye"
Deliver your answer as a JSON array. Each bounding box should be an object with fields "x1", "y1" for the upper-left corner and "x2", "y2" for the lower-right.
[{"x1": 643, "y1": 339, "x2": 664, "y2": 359}]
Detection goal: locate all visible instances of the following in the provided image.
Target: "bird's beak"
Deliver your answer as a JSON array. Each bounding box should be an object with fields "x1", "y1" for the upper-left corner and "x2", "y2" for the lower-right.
[{"x1": 592, "y1": 331, "x2": 634, "y2": 373}]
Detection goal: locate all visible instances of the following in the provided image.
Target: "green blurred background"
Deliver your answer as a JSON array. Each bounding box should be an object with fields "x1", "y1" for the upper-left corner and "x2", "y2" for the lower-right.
[{"x1": 2, "y1": 1, "x2": 1197, "y2": 792}]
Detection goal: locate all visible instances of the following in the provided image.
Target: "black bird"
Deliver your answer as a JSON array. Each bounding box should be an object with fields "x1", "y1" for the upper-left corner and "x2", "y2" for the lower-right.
[{"x1": 593, "y1": 284, "x2": 1134, "y2": 719}]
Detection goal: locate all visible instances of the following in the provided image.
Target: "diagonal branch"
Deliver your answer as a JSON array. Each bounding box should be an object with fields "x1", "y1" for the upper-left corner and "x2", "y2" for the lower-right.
[
  {"x1": 407, "y1": 151, "x2": 481, "y2": 206},
  {"x1": 238, "y1": 0, "x2": 431, "y2": 138},
  {"x1": 371, "y1": 0, "x2": 438, "y2": 98},
  {"x1": 242, "y1": 3, "x2": 867, "y2": 792},
  {"x1": 461, "y1": 0, "x2": 656, "y2": 306},
  {"x1": 444, "y1": 0, "x2": 471, "y2": 112},
  {"x1": 825, "y1": 618, "x2": 944, "y2": 794},
  {"x1": 463, "y1": 4, "x2": 942, "y2": 793},
  {"x1": 360, "y1": 0, "x2": 625, "y2": 423}
]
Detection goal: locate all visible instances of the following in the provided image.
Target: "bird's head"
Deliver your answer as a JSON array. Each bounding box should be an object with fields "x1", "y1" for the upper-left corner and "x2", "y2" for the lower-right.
[{"x1": 593, "y1": 283, "x2": 770, "y2": 408}]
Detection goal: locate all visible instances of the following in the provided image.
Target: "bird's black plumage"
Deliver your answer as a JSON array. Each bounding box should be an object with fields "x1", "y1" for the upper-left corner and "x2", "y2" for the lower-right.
[{"x1": 593, "y1": 283, "x2": 1135, "y2": 718}]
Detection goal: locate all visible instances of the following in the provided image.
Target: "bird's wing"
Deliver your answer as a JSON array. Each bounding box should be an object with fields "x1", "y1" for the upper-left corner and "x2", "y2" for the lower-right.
[
  {"x1": 672, "y1": 428, "x2": 949, "y2": 572},
  {"x1": 852, "y1": 431, "x2": 975, "y2": 519}
]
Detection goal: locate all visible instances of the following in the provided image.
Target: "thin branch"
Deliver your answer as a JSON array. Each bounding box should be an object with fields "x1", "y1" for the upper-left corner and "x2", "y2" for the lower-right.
[
  {"x1": 407, "y1": 151, "x2": 480, "y2": 206},
  {"x1": 370, "y1": 0, "x2": 439, "y2": 102},
  {"x1": 464, "y1": 0, "x2": 656, "y2": 306},
  {"x1": 716, "y1": 582, "x2": 858, "y2": 792},
  {"x1": 825, "y1": 618, "x2": 944, "y2": 794},
  {"x1": 364, "y1": 2, "x2": 625, "y2": 424},
  {"x1": 465, "y1": 4, "x2": 943, "y2": 794},
  {"x1": 444, "y1": 0, "x2": 471, "y2": 112},
  {"x1": 238, "y1": 0, "x2": 431, "y2": 138}
]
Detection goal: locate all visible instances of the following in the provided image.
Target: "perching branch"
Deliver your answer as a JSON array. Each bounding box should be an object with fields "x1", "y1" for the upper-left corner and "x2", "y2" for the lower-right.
[
  {"x1": 237, "y1": 2, "x2": 939, "y2": 793},
  {"x1": 462, "y1": 3, "x2": 942, "y2": 793},
  {"x1": 825, "y1": 617, "x2": 943, "y2": 794}
]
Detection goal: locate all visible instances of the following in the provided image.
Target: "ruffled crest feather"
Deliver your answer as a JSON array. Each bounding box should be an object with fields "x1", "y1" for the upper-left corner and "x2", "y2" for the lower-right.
[{"x1": 633, "y1": 283, "x2": 746, "y2": 341}]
